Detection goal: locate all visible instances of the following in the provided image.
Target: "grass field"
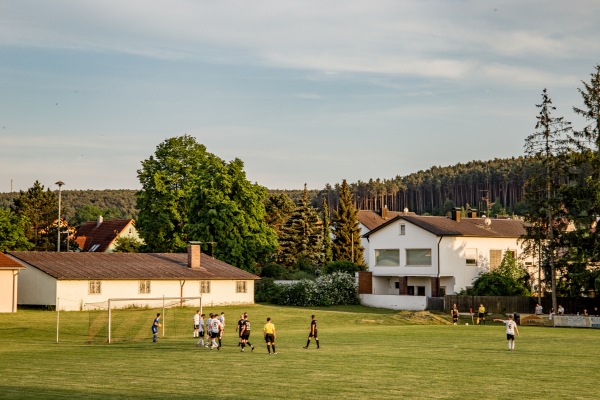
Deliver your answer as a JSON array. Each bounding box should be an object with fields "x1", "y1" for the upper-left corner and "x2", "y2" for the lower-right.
[{"x1": 0, "y1": 304, "x2": 598, "y2": 399}]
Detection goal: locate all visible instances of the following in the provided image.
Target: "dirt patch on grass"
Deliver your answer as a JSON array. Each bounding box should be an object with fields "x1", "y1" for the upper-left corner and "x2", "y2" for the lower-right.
[{"x1": 391, "y1": 311, "x2": 451, "y2": 325}]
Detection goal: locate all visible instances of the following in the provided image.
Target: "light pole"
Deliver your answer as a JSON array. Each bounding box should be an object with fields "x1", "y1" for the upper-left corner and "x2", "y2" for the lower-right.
[{"x1": 56, "y1": 181, "x2": 64, "y2": 252}]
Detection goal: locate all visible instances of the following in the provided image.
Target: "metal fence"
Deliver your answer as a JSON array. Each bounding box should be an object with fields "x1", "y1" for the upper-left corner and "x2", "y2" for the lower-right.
[{"x1": 444, "y1": 295, "x2": 600, "y2": 315}]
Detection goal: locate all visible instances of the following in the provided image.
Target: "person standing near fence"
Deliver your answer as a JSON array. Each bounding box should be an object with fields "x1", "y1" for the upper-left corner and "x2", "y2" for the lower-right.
[
  {"x1": 493, "y1": 315, "x2": 519, "y2": 351},
  {"x1": 535, "y1": 303, "x2": 543, "y2": 315},
  {"x1": 451, "y1": 304, "x2": 459, "y2": 325},
  {"x1": 477, "y1": 303, "x2": 486, "y2": 325}
]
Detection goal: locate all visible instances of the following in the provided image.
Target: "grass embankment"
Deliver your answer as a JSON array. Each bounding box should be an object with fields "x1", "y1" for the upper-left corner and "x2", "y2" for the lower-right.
[{"x1": 0, "y1": 305, "x2": 597, "y2": 399}]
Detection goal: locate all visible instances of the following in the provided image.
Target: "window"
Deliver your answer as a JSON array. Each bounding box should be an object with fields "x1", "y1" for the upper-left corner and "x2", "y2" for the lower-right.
[
  {"x1": 465, "y1": 248, "x2": 478, "y2": 266},
  {"x1": 490, "y1": 250, "x2": 502, "y2": 269},
  {"x1": 89, "y1": 244, "x2": 100, "y2": 252},
  {"x1": 139, "y1": 280, "x2": 151, "y2": 294},
  {"x1": 407, "y1": 286, "x2": 415, "y2": 295},
  {"x1": 439, "y1": 286, "x2": 446, "y2": 297},
  {"x1": 375, "y1": 249, "x2": 400, "y2": 266},
  {"x1": 399, "y1": 224, "x2": 406, "y2": 235},
  {"x1": 506, "y1": 250, "x2": 517, "y2": 259},
  {"x1": 236, "y1": 281, "x2": 247, "y2": 293},
  {"x1": 394, "y1": 281, "x2": 400, "y2": 289},
  {"x1": 200, "y1": 280, "x2": 211, "y2": 294},
  {"x1": 417, "y1": 286, "x2": 425, "y2": 296},
  {"x1": 406, "y1": 249, "x2": 432, "y2": 266},
  {"x1": 88, "y1": 280, "x2": 101, "y2": 294}
]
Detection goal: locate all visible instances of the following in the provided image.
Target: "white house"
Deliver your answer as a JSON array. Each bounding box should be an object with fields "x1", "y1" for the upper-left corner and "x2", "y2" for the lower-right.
[
  {"x1": 9, "y1": 244, "x2": 259, "y2": 311},
  {"x1": 357, "y1": 208, "x2": 413, "y2": 257},
  {"x1": 360, "y1": 209, "x2": 535, "y2": 310},
  {"x1": 0, "y1": 253, "x2": 25, "y2": 313}
]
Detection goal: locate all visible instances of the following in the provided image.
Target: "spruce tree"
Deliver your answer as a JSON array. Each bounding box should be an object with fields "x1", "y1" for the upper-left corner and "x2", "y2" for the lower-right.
[
  {"x1": 278, "y1": 184, "x2": 324, "y2": 268},
  {"x1": 331, "y1": 179, "x2": 364, "y2": 264}
]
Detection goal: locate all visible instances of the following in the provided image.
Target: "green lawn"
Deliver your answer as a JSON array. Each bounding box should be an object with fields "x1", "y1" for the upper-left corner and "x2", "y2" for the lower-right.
[{"x1": 0, "y1": 304, "x2": 598, "y2": 400}]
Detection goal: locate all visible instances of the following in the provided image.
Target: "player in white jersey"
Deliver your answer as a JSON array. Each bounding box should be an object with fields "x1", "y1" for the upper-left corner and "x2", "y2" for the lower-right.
[
  {"x1": 493, "y1": 315, "x2": 520, "y2": 351},
  {"x1": 193, "y1": 310, "x2": 201, "y2": 338},
  {"x1": 210, "y1": 316, "x2": 223, "y2": 350},
  {"x1": 217, "y1": 312, "x2": 225, "y2": 347},
  {"x1": 195, "y1": 313, "x2": 206, "y2": 348}
]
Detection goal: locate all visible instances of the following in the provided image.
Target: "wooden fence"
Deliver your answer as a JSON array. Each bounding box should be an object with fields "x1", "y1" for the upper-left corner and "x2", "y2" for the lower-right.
[{"x1": 444, "y1": 295, "x2": 600, "y2": 315}]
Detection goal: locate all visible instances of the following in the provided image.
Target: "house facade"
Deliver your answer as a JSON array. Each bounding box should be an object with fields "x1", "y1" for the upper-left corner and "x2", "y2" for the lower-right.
[
  {"x1": 0, "y1": 253, "x2": 25, "y2": 313},
  {"x1": 75, "y1": 217, "x2": 141, "y2": 252},
  {"x1": 360, "y1": 209, "x2": 535, "y2": 310},
  {"x1": 9, "y1": 244, "x2": 258, "y2": 311}
]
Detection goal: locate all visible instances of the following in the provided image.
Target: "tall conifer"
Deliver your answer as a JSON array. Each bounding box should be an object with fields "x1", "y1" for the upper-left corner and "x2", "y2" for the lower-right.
[{"x1": 331, "y1": 179, "x2": 364, "y2": 264}]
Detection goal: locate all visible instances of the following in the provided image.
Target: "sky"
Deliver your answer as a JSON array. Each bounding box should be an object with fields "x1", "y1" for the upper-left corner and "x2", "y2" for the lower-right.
[{"x1": 1, "y1": 1, "x2": 599, "y2": 193}]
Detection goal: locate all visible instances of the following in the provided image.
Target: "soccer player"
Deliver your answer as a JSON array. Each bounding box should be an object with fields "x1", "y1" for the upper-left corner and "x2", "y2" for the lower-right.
[
  {"x1": 240, "y1": 313, "x2": 254, "y2": 352},
  {"x1": 451, "y1": 304, "x2": 459, "y2": 325},
  {"x1": 236, "y1": 314, "x2": 245, "y2": 347},
  {"x1": 151, "y1": 313, "x2": 161, "y2": 343},
  {"x1": 263, "y1": 317, "x2": 277, "y2": 354},
  {"x1": 477, "y1": 303, "x2": 486, "y2": 325},
  {"x1": 303, "y1": 314, "x2": 319, "y2": 349},
  {"x1": 209, "y1": 314, "x2": 223, "y2": 350},
  {"x1": 493, "y1": 315, "x2": 520, "y2": 351},
  {"x1": 217, "y1": 312, "x2": 225, "y2": 348},
  {"x1": 196, "y1": 313, "x2": 206, "y2": 348},
  {"x1": 193, "y1": 310, "x2": 201, "y2": 338}
]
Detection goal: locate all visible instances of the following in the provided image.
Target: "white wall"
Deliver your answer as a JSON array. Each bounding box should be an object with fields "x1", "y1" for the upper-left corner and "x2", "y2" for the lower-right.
[
  {"x1": 360, "y1": 294, "x2": 427, "y2": 311},
  {"x1": 0, "y1": 270, "x2": 18, "y2": 313},
  {"x1": 17, "y1": 266, "x2": 57, "y2": 307}
]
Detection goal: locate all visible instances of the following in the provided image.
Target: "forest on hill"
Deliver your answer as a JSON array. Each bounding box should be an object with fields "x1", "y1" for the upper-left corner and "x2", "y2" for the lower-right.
[{"x1": 1, "y1": 155, "x2": 530, "y2": 223}]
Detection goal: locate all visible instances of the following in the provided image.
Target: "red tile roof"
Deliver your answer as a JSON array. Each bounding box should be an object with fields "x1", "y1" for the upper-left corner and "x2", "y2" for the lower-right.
[
  {"x1": 75, "y1": 219, "x2": 135, "y2": 252},
  {"x1": 7, "y1": 251, "x2": 259, "y2": 281},
  {"x1": 364, "y1": 215, "x2": 527, "y2": 238},
  {"x1": 0, "y1": 253, "x2": 25, "y2": 270}
]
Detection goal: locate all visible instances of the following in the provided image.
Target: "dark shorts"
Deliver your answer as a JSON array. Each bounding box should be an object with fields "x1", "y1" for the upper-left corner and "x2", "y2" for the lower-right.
[
  {"x1": 241, "y1": 333, "x2": 250, "y2": 340},
  {"x1": 199, "y1": 330, "x2": 205, "y2": 337},
  {"x1": 452, "y1": 316, "x2": 458, "y2": 322},
  {"x1": 152, "y1": 326, "x2": 158, "y2": 334},
  {"x1": 210, "y1": 331, "x2": 219, "y2": 339},
  {"x1": 264, "y1": 333, "x2": 275, "y2": 343},
  {"x1": 194, "y1": 324, "x2": 200, "y2": 329},
  {"x1": 309, "y1": 330, "x2": 318, "y2": 338},
  {"x1": 478, "y1": 313, "x2": 485, "y2": 319},
  {"x1": 506, "y1": 334, "x2": 515, "y2": 340}
]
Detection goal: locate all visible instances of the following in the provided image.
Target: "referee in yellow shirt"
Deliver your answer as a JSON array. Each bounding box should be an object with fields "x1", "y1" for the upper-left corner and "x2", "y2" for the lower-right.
[{"x1": 263, "y1": 317, "x2": 277, "y2": 354}]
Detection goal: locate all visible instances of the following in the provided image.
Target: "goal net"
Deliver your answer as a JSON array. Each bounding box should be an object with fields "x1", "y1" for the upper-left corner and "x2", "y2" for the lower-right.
[{"x1": 84, "y1": 296, "x2": 202, "y2": 344}]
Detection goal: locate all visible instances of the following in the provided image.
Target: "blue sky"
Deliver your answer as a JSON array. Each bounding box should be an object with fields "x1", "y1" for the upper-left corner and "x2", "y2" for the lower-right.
[{"x1": 1, "y1": 0, "x2": 599, "y2": 193}]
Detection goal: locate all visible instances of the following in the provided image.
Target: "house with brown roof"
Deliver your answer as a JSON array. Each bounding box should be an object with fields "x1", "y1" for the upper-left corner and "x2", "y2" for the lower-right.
[
  {"x1": 75, "y1": 217, "x2": 141, "y2": 252},
  {"x1": 0, "y1": 253, "x2": 25, "y2": 312},
  {"x1": 357, "y1": 207, "x2": 414, "y2": 258},
  {"x1": 360, "y1": 208, "x2": 535, "y2": 310},
  {"x1": 8, "y1": 244, "x2": 259, "y2": 311}
]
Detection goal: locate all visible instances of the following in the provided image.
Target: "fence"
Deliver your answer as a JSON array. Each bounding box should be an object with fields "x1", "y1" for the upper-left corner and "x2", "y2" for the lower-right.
[{"x1": 444, "y1": 295, "x2": 600, "y2": 314}]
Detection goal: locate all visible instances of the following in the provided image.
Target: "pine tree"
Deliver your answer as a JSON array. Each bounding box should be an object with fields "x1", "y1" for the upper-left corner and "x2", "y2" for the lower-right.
[
  {"x1": 331, "y1": 179, "x2": 364, "y2": 264},
  {"x1": 12, "y1": 180, "x2": 58, "y2": 250},
  {"x1": 278, "y1": 184, "x2": 324, "y2": 268}
]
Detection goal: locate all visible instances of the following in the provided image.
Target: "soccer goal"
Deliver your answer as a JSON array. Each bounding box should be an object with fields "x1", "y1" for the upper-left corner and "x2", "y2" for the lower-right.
[{"x1": 84, "y1": 296, "x2": 202, "y2": 344}]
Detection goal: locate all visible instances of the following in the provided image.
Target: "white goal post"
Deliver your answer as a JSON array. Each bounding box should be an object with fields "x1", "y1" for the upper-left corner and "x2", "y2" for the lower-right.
[{"x1": 87, "y1": 296, "x2": 202, "y2": 344}]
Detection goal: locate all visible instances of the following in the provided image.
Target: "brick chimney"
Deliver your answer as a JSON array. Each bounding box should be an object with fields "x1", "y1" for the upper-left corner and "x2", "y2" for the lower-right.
[
  {"x1": 468, "y1": 208, "x2": 478, "y2": 218},
  {"x1": 381, "y1": 205, "x2": 388, "y2": 219},
  {"x1": 451, "y1": 207, "x2": 461, "y2": 222},
  {"x1": 187, "y1": 242, "x2": 201, "y2": 270}
]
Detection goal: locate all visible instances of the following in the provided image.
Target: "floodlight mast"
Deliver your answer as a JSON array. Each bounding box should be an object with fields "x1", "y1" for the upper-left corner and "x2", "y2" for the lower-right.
[{"x1": 55, "y1": 181, "x2": 65, "y2": 252}]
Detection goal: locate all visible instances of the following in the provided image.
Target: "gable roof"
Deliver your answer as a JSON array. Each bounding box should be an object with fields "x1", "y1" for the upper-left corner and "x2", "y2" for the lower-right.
[
  {"x1": 0, "y1": 253, "x2": 25, "y2": 270},
  {"x1": 7, "y1": 251, "x2": 259, "y2": 281},
  {"x1": 75, "y1": 219, "x2": 134, "y2": 252},
  {"x1": 364, "y1": 215, "x2": 527, "y2": 238},
  {"x1": 357, "y1": 210, "x2": 402, "y2": 231}
]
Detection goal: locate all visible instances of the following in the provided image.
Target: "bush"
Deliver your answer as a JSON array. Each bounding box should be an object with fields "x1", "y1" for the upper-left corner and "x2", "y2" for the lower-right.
[
  {"x1": 274, "y1": 272, "x2": 359, "y2": 307},
  {"x1": 260, "y1": 263, "x2": 287, "y2": 279},
  {"x1": 254, "y1": 278, "x2": 282, "y2": 303}
]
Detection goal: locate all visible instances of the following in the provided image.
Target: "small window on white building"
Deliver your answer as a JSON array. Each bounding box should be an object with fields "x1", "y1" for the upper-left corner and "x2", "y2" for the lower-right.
[
  {"x1": 139, "y1": 280, "x2": 151, "y2": 294},
  {"x1": 490, "y1": 250, "x2": 502, "y2": 269},
  {"x1": 465, "y1": 248, "x2": 478, "y2": 266},
  {"x1": 406, "y1": 249, "x2": 432, "y2": 266},
  {"x1": 399, "y1": 224, "x2": 406, "y2": 235},
  {"x1": 89, "y1": 280, "x2": 101, "y2": 294},
  {"x1": 417, "y1": 286, "x2": 425, "y2": 296},
  {"x1": 407, "y1": 286, "x2": 415, "y2": 295},
  {"x1": 236, "y1": 281, "x2": 247, "y2": 293},
  {"x1": 375, "y1": 249, "x2": 400, "y2": 266},
  {"x1": 200, "y1": 280, "x2": 211, "y2": 294}
]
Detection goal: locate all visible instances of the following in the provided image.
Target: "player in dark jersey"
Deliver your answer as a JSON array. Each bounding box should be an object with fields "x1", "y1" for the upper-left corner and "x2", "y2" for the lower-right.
[
  {"x1": 236, "y1": 314, "x2": 245, "y2": 347},
  {"x1": 303, "y1": 314, "x2": 319, "y2": 349},
  {"x1": 240, "y1": 313, "x2": 254, "y2": 351}
]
